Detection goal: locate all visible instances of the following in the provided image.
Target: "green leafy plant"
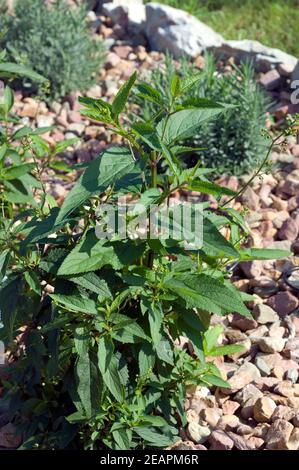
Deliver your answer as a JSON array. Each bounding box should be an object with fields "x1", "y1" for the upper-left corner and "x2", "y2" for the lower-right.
[
  {"x1": 0, "y1": 52, "x2": 77, "y2": 214},
  {"x1": 0, "y1": 70, "x2": 293, "y2": 450},
  {"x1": 133, "y1": 54, "x2": 270, "y2": 176},
  {"x1": 0, "y1": 51, "x2": 46, "y2": 211},
  {"x1": 0, "y1": 0, "x2": 7, "y2": 14},
  {"x1": 0, "y1": 0, "x2": 105, "y2": 101},
  {"x1": 0, "y1": 50, "x2": 78, "y2": 221}
]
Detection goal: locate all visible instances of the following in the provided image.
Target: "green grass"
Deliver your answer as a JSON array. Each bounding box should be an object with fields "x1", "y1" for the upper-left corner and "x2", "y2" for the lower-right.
[{"x1": 147, "y1": 0, "x2": 299, "y2": 57}]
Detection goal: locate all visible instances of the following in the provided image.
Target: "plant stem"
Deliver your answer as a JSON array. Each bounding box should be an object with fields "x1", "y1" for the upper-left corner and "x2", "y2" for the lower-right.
[
  {"x1": 147, "y1": 250, "x2": 155, "y2": 269},
  {"x1": 150, "y1": 151, "x2": 157, "y2": 188},
  {"x1": 221, "y1": 132, "x2": 283, "y2": 207},
  {"x1": 147, "y1": 152, "x2": 159, "y2": 268}
]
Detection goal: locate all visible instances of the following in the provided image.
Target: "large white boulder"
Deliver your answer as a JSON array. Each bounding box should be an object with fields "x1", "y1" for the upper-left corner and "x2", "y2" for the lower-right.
[
  {"x1": 218, "y1": 40, "x2": 297, "y2": 70},
  {"x1": 101, "y1": 1, "x2": 298, "y2": 72},
  {"x1": 144, "y1": 3, "x2": 224, "y2": 58},
  {"x1": 102, "y1": 0, "x2": 146, "y2": 34}
]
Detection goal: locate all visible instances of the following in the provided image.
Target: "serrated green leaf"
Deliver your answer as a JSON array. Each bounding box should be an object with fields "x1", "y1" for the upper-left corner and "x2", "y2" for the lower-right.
[
  {"x1": 66, "y1": 411, "x2": 86, "y2": 424},
  {"x1": 178, "y1": 310, "x2": 205, "y2": 361},
  {"x1": 187, "y1": 179, "x2": 236, "y2": 197},
  {"x1": 180, "y1": 74, "x2": 202, "y2": 94},
  {"x1": 57, "y1": 147, "x2": 135, "y2": 223},
  {"x1": 68, "y1": 272, "x2": 112, "y2": 300},
  {"x1": 160, "y1": 142, "x2": 180, "y2": 180},
  {"x1": 203, "y1": 325, "x2": 223, "y2": 353},
  {"x1": 97, "y1": 335, "x2": 113, "y2": 373},
  {"x1": 54, "y1": 138, "x2": 79, "y2": 154},
  {"x1": 0, "y1": 143, "x2": 7, "y2": 162},
  {"x1": 209, "y1": 343, "x2": 245, "y2": 357},
  {"x1": 239, "y1": 248, "x2": 290, "y2": 261},
  {"x1": 224, "y1": 207, "x2": 249, "y2": 234},
  {"x1": 50, "y1": 291, "x2": 97, "y2": 314},
  {"x1": 148, "y1": 303, "x2": 164, "y2": 345},
  {"x1": 22, "y1": 208, "x2": 70, "y2": 246},
  {"x1": 112, "y1": 71, "x2": 137, "y2": 117},
  {"x1": 170, "y1": 145, "x2": 206, "y2": 155},
  {"x1": 112, "y1": 428, "x2": 132, "y2": 450},
  {"x1": 19, "y1": 173, "x2": 42, "y2": 190},
  {"x1": 78, "y1": 96, "x2": 113, "y2": 125},
  {"x1": 40, "y1": 315, "x2": 70, "y2": 333},
  {"x1": 111, "y1": 314, "x2": 149, "y2": 343},
  {"x1": 4, "y1": 86, "x2": 14, "y2": 113},
  {"x1": 140, "y1": 416, "x2": 168, "y2": 427},
  {"x1": 78, "y1": 96, "x2": 112, "y2": 110},
  {"x1": 181, "y1": 97, "x2": 227, "y2": 109},
  {"x1": 11, "y1": 126, "x2": 33, "y2": 140},
  {"x1": 135, "y1": 82, "x2": 164, "y2": 106},
  {"x1": 203, "y1": 218, "x2": 239, "y2": 258},
  {"x1": 31, "y1": 126, "x2": 55, "y2": 136},
  {"x1": 132, "y1": 122, "x2": 162, "y2": 151},
  {"x1": 79, "y1": 108, "x2": 112, "y2": 124},
  {"x1": 24, "y1": 271, "x2": 41, "y2": 295},
  {"x1": 142, "y1": 300, "x2": 163, "y2": 346},
  {"x1": 50, "y1": 161, "x2": 72, "y2": 172},
  {"x1": 30, "y1": 135, "x2": 50, "y2": 156},
  {"x1": 164, "y1": 273, "x2": 250, "y2": 317},
  {"x1": 98, "y1": 337, "x2": 124, "y2": 402},
  {"x1": 170, "y1": 74, "x2": 181, "y2": 97},
  {"x1": 58, "y1": 231, "x2": 145, "y2": 276},
  {"x1": 2, "y1": 163, "x2": 36, "y2": 180},
  {"x1": 133, "y1": 426, "x2": 178, "y2": 447},
  {"x1": 0, "y1": 249, "x2": 10, "y2": 282},
  {"x1": 202, "y1": 373, "x2": 230, "y2": 388},
  {"x1": 156, "y1": 337, "x2": 174, "y2": 365},
  {"x1": 157, "y1": 107, "x2": 225, "y2": 145},
  {"x1": 118, "y1": 355, "x2": 129, "y2": 386},
  {"x1": 129, "y1": 187, "x2": 161, "y2": 216},
  {"x1": 139, "y1": 343, "x2": 155, "y2": 376},
  {"x1": 4, "y1": 190, "x2": 35, "y2": 205},
  {"x1": 74, "y1": 327, "x2": 98, "y2": 418}
]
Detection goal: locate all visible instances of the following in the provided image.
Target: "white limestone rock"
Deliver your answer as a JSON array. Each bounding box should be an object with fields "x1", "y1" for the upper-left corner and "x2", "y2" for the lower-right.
[
  {"x1": 144, "y1": 2, "x2": 224, "y2": 58},
  {"x1": 218, "y1": 40, "x2": 297, "y2": 70},
  {"x1": 102, "y1": 0, "x2": 145, "y2": 34}
]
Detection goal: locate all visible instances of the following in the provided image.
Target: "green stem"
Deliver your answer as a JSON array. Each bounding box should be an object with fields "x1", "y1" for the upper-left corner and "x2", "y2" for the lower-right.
[
  {"x1": 147, "y1": 250, "x2": 155, "y2": 269},
  {"x1": 150, "y1": 151, "x2": 157, "y2": 188},
  {"x1": 117, "y1": 124, "x2": 147, "y2": 160},
  {"x1": 147, "y1": 152, "x2": 159, "y2": 268},
  {"x1": 221, "y1": 132, "x2": 283, "y2": 208}
]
